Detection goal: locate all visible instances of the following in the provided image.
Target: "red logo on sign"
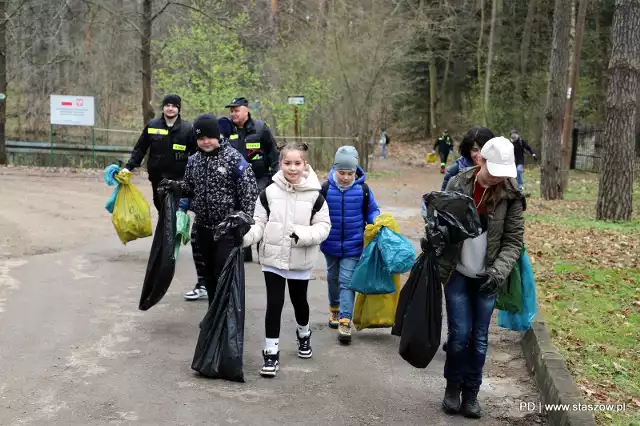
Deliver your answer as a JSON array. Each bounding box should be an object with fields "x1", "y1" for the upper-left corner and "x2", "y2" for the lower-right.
[
  {"x1": 61, "y1": 101, "x2": 72, "y2": 106},
  {"x1": 76, "y1": 98, "x2": 83, "y2": 107}
]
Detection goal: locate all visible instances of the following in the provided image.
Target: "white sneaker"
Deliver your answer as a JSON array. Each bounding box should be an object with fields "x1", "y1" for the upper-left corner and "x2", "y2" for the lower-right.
[{"x1": 184, "y1": 285, "x2": 208, "y2": 301}]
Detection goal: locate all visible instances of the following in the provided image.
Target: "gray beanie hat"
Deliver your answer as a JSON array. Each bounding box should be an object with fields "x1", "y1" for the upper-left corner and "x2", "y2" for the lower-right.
[{"x1": 334, "y1": 145, "x2": 359, "y2": 171}]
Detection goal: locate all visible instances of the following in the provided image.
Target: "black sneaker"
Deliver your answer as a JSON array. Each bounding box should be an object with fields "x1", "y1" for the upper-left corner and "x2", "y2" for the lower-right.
[
  {"x1": 296, "y1": 330, "x2": 312, "y2": 359},
  {"x1": 260, "y1": 351, "x2": 279, "y2": 378}
]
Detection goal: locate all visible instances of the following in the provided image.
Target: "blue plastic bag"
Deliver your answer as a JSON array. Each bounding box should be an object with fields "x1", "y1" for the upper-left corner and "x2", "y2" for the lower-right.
[
  {"x1": 497, "y1": 247, "x2": 537, "y2": 331},
  {"x1": 378, "y1": 227, "x2": 416, "y2": 274},
  {"x1": 104, "y1": 164, "x2": 121, "y2": 213},
  {"x1": 348, "y1": 234, "x2": 396, "y2": 295}
]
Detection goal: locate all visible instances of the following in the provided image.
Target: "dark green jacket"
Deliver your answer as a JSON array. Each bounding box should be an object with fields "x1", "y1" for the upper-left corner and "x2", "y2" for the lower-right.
[{"x1": 437, "y1": 166, "x2": 525, "y2": 285}]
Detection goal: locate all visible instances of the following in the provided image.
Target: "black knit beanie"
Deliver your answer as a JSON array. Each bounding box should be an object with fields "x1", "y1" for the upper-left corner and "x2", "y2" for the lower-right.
[
  {"x1": 193, "y1": 114, "x2": 220, "y2": 139},
  {"x1": 162, "y1": 94, "x2": 181, "y2": 110}
]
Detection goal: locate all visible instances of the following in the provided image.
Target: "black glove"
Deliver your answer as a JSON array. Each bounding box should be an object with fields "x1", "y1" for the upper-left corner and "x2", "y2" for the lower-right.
[
  {"x1": 158, "y1": 178, "x2": 182, "y2": 198},
  {"x1": 290, "y1": 232, "x2": 300, "y2": 244},
  {"x1": 214, "y1": 211, "x2": 254, "y2": 244},
  {"x1": 477, "y1": 268, "x2": 502, "y2": 296}
]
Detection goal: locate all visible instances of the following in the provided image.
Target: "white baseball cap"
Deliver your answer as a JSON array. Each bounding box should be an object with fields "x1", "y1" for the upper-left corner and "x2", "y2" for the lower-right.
[{"x1": 481, "y1": 136, "x2": 517, "y2": 178}]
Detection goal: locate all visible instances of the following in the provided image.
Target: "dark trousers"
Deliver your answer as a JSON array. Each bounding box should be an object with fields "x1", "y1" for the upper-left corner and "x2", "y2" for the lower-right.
[
  {"x1": 264, "y1": 272, "x2": 309, "y2": 338},
  {"x1": 150, "y1": 178, "x2": 163, "y2": 212},
  {"x1": 443, "y1": 271, "x2": 496, "y2": 391},
  {"x1": 191, "y1": 225, "x2": 235, "y2": 306},
  {"x1": 439, "y1": 151, "x2": 450, "y2": 166}
]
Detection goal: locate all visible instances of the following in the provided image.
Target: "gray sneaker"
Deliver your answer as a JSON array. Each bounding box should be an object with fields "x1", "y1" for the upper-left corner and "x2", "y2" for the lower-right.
[{"x1": 184, "y1": 285, "x2": 208, "y2": 301}]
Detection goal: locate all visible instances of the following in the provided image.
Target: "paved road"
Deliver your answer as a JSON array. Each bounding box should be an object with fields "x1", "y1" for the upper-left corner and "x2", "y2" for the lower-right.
[{"x1": 0, "y1": 234, "x2": 541, "y2": 426}]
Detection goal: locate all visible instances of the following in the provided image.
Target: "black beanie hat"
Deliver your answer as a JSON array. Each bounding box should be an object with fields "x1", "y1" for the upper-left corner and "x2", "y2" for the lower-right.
[
  {"x1": 162, "y1": 94, "x2": 181, "y2": 110},
  {"x1": 193, "y1": 114, "x2": 220, "y2": 139}
]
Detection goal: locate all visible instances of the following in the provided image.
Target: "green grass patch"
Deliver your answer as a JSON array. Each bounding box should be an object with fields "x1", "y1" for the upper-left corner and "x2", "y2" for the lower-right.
[
  {"x1": 537, "y1": 262, "x2": 640, "y2": 425},
  {"x1": 524, "y1": 168, "x2": 640, "y2": 424}
]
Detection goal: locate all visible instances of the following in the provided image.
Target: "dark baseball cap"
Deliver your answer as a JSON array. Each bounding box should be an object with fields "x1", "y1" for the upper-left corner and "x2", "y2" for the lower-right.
[{"x1": 225, "y1": 97, "x2": 249, "y2": 108}]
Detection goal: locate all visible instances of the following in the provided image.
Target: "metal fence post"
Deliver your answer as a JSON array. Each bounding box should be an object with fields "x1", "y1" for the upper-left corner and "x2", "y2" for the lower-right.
[
  {"x1": 49, "y1": 124, "x2": 54, "y2": 167},
  {"x1": 92, "y1": 126, "x2": 96, "y2": 168}
]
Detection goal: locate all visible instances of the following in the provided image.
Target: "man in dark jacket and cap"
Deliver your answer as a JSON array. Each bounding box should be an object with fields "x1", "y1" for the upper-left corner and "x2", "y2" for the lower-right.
[
  {"x1": 226, "y1": 96, "x2": 279, "y2": 262},
  {"x1": 510, "y1": 129, "x2": 537, "y2": 191},
  {"x1": 123, "y1": 94, "x2": 197, "y2": 211}
]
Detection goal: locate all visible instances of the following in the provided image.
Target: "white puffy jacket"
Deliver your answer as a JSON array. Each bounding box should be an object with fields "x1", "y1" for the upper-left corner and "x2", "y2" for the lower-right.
[{"x1": 243, "y1": 165, "x2": 331, "y2": 271}]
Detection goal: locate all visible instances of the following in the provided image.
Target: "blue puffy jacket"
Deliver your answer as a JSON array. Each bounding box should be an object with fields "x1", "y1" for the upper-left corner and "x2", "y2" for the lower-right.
[
  {"x1": 441, "y1": 156, "x2": 473, "y2": 191},
  {"x1": 320, "y1": 167, "x2": 381, "y2": 258}
]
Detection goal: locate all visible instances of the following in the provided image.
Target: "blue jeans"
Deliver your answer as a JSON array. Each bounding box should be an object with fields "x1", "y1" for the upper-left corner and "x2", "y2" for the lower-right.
[
  {"x1": 443, "y1": 271, "x2": 496, "y2": 391},
  {"x1": 325, "y1": 255, "x2": 359, "y2": 320},
  {"x1": 380, "y1": 144, "x2": 387, "y2": 159},
  {"x1": 516, "y1": 164, "x2": 524, "y2": 188}
]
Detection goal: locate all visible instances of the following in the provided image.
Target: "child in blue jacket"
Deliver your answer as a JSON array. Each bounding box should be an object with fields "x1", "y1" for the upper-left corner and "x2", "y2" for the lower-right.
[{"x1": 320, "y1": 146, "x2": 380, "y2": 343}]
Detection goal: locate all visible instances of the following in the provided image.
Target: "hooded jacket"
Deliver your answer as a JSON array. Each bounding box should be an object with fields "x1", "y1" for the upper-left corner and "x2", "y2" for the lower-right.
[
  {"x1": 179, "y1": 140, "x2": 259, "y2": 229},
  {"x1": 320, "y1": 166, "x2": 381, "y2": 258},
  {"x1": 436, "y1": 166, "x2": 525, "y2": 285},
  {"x1": 243, "y1": 165, "x2": 331, "y2": 271}
]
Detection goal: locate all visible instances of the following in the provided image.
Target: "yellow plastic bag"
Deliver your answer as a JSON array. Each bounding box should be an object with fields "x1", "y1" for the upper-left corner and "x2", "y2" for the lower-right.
[
  {"x1": 353, "y1": 213, "x2": 405, "y2": 331},
  {"x1": 426, "y1": 152, "x2": 438, "y2": 164},
  {"x1": 111, "y1": 171, "x2": 153, "y2": 244}
]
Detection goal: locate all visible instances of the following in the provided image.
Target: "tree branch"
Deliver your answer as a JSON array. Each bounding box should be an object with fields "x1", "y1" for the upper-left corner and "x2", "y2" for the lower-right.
[
  {"x1": 151, "y1": 1, "x2": 172, "y2": 22},
  {"x1": 80, "y1": 0, "x2": 143, "y2": 37}
]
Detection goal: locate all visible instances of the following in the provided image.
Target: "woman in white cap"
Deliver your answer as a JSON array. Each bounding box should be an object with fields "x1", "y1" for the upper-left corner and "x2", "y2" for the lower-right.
[{"x1": 435, "y1": 136, "x2": 525, "y2": 419}]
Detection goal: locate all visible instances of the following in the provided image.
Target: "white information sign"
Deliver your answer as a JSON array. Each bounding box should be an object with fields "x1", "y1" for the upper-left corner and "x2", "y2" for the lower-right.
[
  {"x1": 50, "y1": 95, "x2": 95, "y2": 126},
  {"x1": 288, "y1": 95, "x2": 305, "y2": 105}
]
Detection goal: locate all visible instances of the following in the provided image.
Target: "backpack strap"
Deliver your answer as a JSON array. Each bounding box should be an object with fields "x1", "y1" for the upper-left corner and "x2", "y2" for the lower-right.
[
  {"x1": 259, "y1": 189, "x2": 270, "y2": 218},
  {"x1": 361, "y1": 182, "x2": 370, "y2": 221},
  {"x1": 310, "y1": 192, "x2": 326, "y2": 223},
  {"x1": 233, "y1": 157, "x2": 249, "y2": 181},
  {"x1": 320, "y1": 181, "x2": 330, "y2": 199}
]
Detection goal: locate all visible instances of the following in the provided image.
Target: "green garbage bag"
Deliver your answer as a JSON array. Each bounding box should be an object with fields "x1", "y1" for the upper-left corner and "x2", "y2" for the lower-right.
[
  {"x1": 495, "y1": 247, "x2": 524, "y2": 313},
  {"x1": 174, "y1": 211, "x2": 191, "y2": 259}
]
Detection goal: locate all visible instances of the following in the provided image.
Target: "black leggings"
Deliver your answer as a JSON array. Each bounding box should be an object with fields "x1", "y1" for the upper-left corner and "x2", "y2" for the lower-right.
[{"x1": 264, "y1": 272, "x2": 310, "y2": 339}]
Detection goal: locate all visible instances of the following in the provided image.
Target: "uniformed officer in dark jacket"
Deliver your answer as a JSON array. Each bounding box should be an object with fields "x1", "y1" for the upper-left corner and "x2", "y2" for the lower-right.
[
  {"x1": 226, "y1": 96, "x2": 279, "y2": 262},
  {"x1": 123, "y1": 94, "x2": 197, "y2": 211},
  {"x1": 226, "y1": 97, "x2": 279, "y2": 191},
  {"x1": 432, "y1": 129, "x2": 455, "y2": 174}
]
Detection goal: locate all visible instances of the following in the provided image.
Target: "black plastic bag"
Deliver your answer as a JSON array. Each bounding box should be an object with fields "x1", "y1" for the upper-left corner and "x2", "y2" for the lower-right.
[
  {"x1": 421, "y1": 191, "x2": 483, "y2": 254},
  {"x1": 392, "y1": 191, "x2": 482, "y2": 368},
  {"x1": 191, "y1": 212, "x2": 253, "y2": 382},
  {"x1": 391, "y1": 252, "x2": 442, "y2": 368},
  {"x1": 139, "y1": 192, "x2": 177, "y2": 311}
]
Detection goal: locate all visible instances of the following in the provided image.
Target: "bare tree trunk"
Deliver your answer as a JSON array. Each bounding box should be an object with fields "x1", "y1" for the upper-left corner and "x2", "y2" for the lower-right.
[
  {"x1": 477, "y1": 0, "x2": 484, "y2": 96},
  {"x1": 483, "y1": 0, "x2": 497, "y2": 126},
  {"x1": 438, "y1": 41, "x2": 453, "y2": 117},
  {"x1": 0, "y1": 0, "x2": 7, "y2": 164},
  {"x1": 541, "y1": 0, "x2": 571, "y2": 200},
  {"x1": 561, "y1": 0, "x2": 589, "y2": 190},
  {"x1": 515, "y1": 0, "x2": 537, "y2": 129},
  {"x1": 270, "y1": 0, "x2": 279, "y2": 44},
  {"x1": 428, "y1": 51, "x2": 437, "y2": 135},
  {"x1": 141, "y1": 0, "x2": 154, "y2": 124},
  {"x1": 596, "y1": 0, "x2": 639, "y2": 221}
]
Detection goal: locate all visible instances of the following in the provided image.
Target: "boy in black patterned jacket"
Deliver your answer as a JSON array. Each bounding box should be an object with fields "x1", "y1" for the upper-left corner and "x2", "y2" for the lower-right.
[{"x1": 160, "y1": 114, "x2": 259, "y2": 305}]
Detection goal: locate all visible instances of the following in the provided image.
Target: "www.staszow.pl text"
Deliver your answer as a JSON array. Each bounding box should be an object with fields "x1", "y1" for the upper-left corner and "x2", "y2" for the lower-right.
[{"x1": 520, "y1": 402, "x2": 627, "y2": 413}]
